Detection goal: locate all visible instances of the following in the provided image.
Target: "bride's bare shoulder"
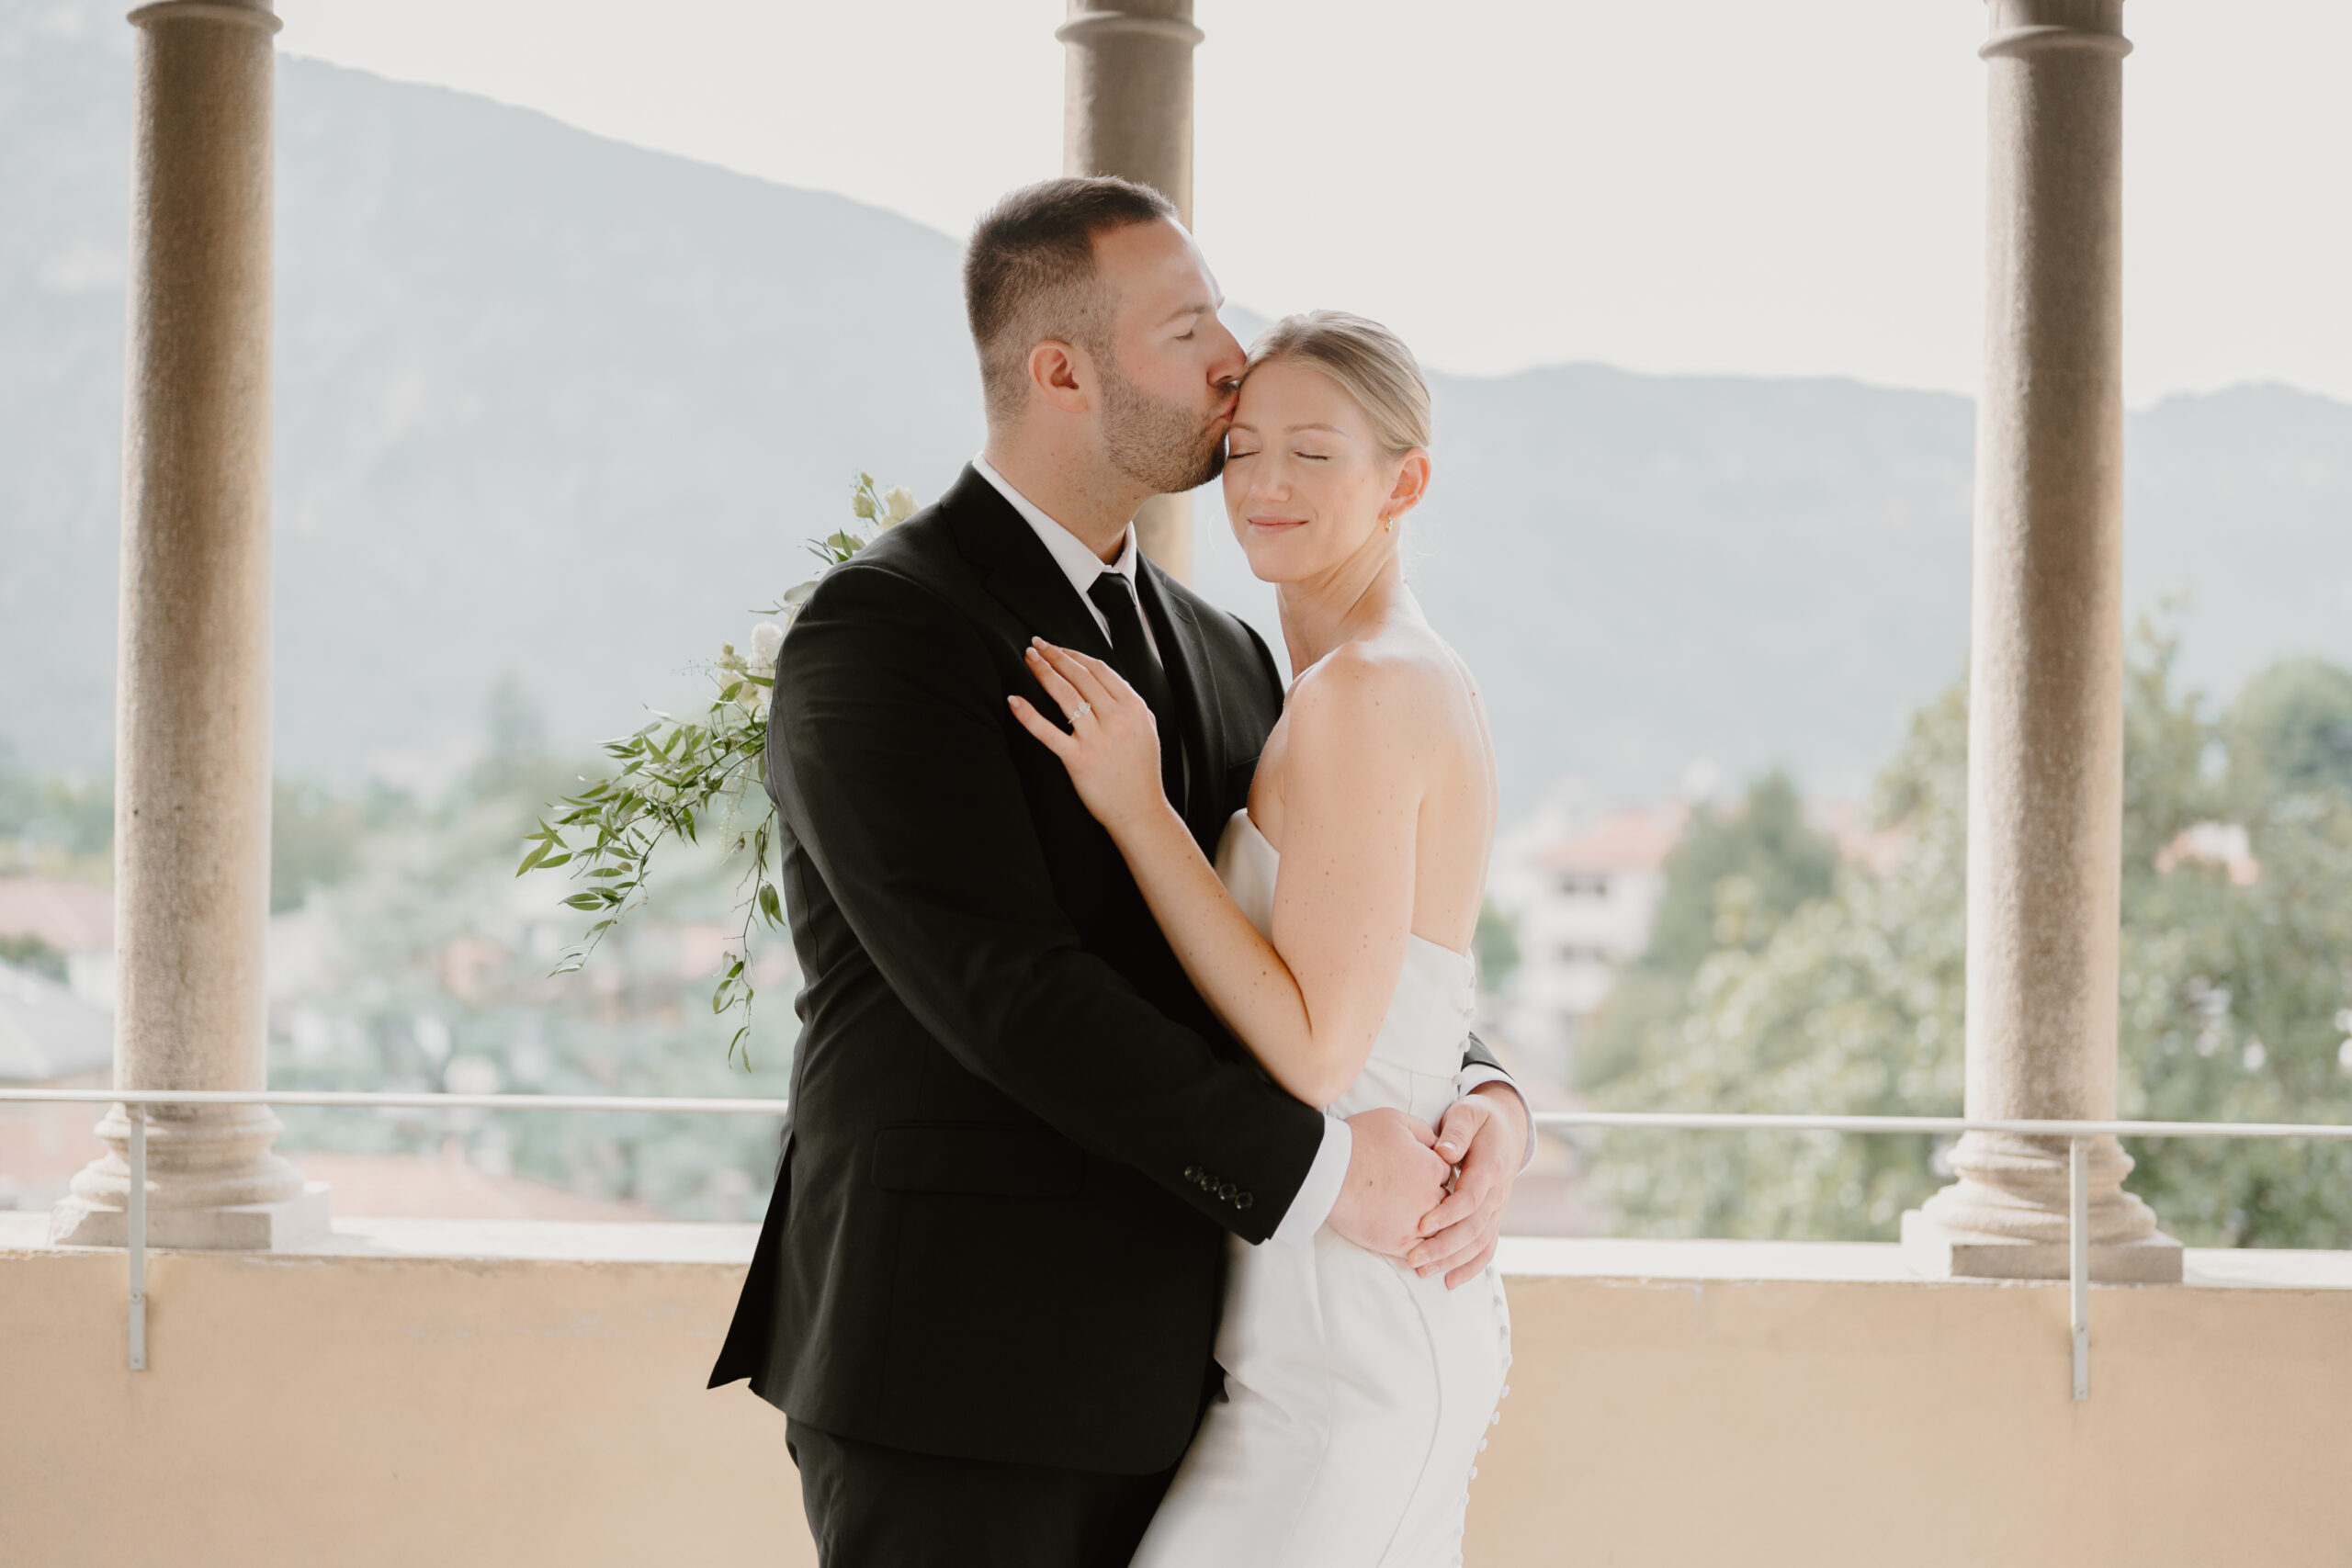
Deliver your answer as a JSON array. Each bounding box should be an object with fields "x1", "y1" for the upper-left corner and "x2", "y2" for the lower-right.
[{"x1": 1284, "y1": 628, "x2": 1464, "y2": 754}]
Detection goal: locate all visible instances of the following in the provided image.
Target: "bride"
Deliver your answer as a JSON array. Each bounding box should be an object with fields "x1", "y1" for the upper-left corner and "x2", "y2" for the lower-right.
[{"x1": 1010, "y1": 310, "x2": 1510, "y2": 1568}]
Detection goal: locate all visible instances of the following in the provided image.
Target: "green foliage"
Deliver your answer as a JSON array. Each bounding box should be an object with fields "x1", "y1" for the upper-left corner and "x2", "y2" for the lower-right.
[
  {"x1": 0, "y1": 739, "x2": 394, "y2": 911},
  {"x1": 268, "y1": 758, "x2": 799, "y2": 1219},
  {"x1": 0, "y1": 742, "x2": 112, "y2": 871},
  {"x1": 1644, "y1": 770, "x2": 1839, "y2": 976},
  {"x1": 519, "y1": 475, "x2": 916, "y2": 1066},
  {"x1": 2224, "y1": 656, "x2": 2352, "y2": 798},
  {"x1": 1584, "y1": 707, "x2": 1964, "y2": 1238},
  {"x1": 1579, "y1": 769, "x2": 1839, "y2": 1093},
  {"x1": 466, "y1": 672, "x2": 554, "y2": 801},
  {"x1": 1584, "y1": 629, "x2": 2352, "y2": 1247},
  {"x1": 1473, "y1": 900, "x2": 1521, "y2": 991},
  {"x1": 271, "y1": 778, "x2": 387, "y2": 912},
  {"x1": 0, "y1": 931, "x2": 66, "y2": 981}
]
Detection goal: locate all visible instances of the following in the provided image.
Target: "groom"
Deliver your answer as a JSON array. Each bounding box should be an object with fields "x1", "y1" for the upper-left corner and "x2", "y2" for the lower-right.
[{"x1": 710, "y1": 175, "x2": 1530, "y2": 1566}]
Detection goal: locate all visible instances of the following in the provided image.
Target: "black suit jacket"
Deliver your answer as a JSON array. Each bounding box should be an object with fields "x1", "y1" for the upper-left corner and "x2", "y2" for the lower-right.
[{"x1": 709, "y1": 466, "x2": 1503, "y2": 1474}]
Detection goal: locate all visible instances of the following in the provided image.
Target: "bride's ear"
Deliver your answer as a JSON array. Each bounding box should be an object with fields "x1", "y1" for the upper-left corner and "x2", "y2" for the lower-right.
[{"x1": 1385, "y1": 449, "x2": 1431, "y2": 522}]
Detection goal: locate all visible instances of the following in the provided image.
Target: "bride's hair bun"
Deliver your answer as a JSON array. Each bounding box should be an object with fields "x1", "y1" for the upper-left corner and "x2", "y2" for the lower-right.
[{"x1": 1245, "y1": 310, "x2": 1431, "y2": 457}]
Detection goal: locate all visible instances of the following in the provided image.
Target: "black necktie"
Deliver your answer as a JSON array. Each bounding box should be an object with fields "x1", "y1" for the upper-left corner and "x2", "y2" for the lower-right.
[{"x1": 1087, "y1": 573, "x2": 1186, "y2": 812}]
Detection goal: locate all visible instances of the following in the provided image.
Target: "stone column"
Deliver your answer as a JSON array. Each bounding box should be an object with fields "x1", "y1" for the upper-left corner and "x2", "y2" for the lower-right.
[
  {"x1": 51, "y1": 0, "x2": 327, "y2": 1250},
  {"x1": 1057, "y1": 0, "x2": 1204, "y2": 582},
  {"x1": 1903, "y1": 0, "x2": 2176, "y2": 1282}
]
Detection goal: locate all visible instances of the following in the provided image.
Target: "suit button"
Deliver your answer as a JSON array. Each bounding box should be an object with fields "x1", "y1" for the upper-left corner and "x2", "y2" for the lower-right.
[
  {"x1": 1183, "y1": 1167, "x2": 1204, "y2": 1184},
  {"x1": 1234, "y1": 1192, "x2": 1254, "y2": 1211},
  {"x1": 1216, "y1": 1182, "x2": 1235, "y2": 1200}
]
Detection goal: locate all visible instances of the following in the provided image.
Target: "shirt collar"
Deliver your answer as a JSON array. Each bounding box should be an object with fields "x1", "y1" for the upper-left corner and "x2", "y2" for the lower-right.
[{"x1": 973, "y1": 454, "x2": 1139, "y2": 602}]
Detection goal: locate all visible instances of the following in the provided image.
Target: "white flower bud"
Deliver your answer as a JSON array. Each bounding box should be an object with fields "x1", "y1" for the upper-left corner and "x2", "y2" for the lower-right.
[
  {"x1": 883, "y1": 486, "x2": 917, "y2": 525},
  {"x1": 851, "y1": 491, "x2": 877, "y2": 520},
  {"x1": 749, "y1": 621, "x2": 785, "y2": 668}
]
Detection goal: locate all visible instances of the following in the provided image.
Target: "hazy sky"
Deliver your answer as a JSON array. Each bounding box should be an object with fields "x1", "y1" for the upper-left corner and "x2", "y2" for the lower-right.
[{"x1": 274, "y1": 0, "x2": 2352, "y2": 406}]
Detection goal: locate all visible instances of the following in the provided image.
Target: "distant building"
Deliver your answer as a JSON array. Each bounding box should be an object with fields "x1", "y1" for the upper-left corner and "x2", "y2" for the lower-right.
[
  {"x1": 1492, "y1": 804, "x2": 1686, "y2": 1087},
  {"x1": 0, "y1": 875, "x2": 116, "y2": 1011}
]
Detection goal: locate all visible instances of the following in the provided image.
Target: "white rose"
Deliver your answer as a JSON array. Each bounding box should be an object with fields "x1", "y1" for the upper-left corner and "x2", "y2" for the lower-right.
[
  {"x1": 883, "y1": 486, "x2": 918, "y2": 525},
  {"x1": 749, "y1": 620, "x2": 785, "y2": 668}
]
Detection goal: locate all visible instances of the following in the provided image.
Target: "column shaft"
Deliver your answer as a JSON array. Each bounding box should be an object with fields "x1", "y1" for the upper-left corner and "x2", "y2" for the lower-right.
[
  {"x1": 1905, "y1": 0, "x2": 2175, "y2": 1281},
  {"x1": 51, "y1": 0, "x2": 325, "y2": 1250},
  {"x1": 1057, "y1": 0, "x2": 1204, "y2": 581}
]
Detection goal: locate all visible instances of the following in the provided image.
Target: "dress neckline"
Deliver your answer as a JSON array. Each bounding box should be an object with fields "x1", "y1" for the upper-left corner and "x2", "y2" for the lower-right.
[{"x1": 1230, "y1": 810, "x2": 1474, "y2": 967}]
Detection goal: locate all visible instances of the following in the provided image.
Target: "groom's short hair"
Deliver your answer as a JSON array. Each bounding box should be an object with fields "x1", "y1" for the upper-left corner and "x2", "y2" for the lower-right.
[{"x1": 965, "y1": 176, "x2": 1180, "y2": 425}]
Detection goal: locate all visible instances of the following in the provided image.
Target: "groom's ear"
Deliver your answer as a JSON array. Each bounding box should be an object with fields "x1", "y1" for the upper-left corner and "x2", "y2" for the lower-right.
[{"x1": 1026, "y1": 338, "x2": 1095, "y2": 417}]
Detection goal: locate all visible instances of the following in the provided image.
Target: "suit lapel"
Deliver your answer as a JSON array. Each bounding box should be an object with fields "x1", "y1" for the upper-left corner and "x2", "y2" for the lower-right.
[
  {"x1": 1136, "y1": 560, "x2": 1226, "y2": 850},
  {"x1": 940, "y1": 465, "x2": 1115, "y2": 663},
  {"x1": 944, "y1": 465, "x2": 1228, "y2": 845}
]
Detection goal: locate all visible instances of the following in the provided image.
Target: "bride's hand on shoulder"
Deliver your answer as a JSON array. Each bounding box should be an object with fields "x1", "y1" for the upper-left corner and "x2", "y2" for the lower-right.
[{"x1": 1010, "y1": 638, "x2": 1168, "y2": 837}]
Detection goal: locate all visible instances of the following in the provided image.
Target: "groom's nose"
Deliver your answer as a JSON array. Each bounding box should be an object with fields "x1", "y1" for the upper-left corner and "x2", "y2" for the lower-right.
[{"x1": 1205, "y1": 319, "x2": 1246, "y2": 388}]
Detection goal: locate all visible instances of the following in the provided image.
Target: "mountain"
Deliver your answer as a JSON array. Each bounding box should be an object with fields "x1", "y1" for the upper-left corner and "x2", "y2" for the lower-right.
[{"x1": 6, "y1": 0, "x2": 2349, "y2": 811}]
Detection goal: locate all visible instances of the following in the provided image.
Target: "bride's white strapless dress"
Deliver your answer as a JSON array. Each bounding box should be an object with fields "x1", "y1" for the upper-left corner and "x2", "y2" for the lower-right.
[{"x1": 1131, "y1": 810, "x2": 1512, "y2": 1568}]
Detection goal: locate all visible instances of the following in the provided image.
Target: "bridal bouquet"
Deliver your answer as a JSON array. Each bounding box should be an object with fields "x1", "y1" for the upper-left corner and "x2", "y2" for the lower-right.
[{"x1": 517, "y1": 474, "x2": 919, "y2": 1065}]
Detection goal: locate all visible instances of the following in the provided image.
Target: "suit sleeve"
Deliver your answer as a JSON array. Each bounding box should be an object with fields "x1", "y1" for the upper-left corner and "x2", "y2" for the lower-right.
[{"x1": 769, "y1": 560, "x2": 1326, "y2": 1243}]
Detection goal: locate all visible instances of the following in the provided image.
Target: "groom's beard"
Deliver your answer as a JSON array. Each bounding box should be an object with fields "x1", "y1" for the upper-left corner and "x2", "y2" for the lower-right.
[{"x1": 1099, "y1": 357, "x2": 1227, "y2": 496}]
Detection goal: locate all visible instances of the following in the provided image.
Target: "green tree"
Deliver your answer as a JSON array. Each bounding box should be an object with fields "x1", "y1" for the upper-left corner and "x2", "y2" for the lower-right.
[
  {"x1": 1474, "y1": 899, "x2": 1521, "y2": 992},
  {"x1": 271, "y1": 779, "x2": 379, "y2": 912},
  {"x1": 0, "y1": 932, "x2": 66, "y2": 980},
  {"x1": 466, "y1": 672, "x2": 552, "y2": 802},
  {"x1": 1586, "y1": 630, "x2": 2352, "y2": 1248},
  {"x1": 1578, "y1": 770, "x2": 1838, "y2": 1091},
  {"x1": 2224, "y1": 656, "x2": 2352, "y2": 798},
  {"x1": 0, "y1": 740, "x2": 113, "y2": 870}
]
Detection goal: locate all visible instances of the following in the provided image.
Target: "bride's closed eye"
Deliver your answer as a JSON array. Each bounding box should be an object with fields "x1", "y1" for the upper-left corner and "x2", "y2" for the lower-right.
[{"x1": 1227, "y1": 446, "x2": 1261, "y2": 461}]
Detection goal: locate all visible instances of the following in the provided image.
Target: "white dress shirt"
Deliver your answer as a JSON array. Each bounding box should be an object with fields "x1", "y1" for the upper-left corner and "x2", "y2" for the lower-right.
[
  {"x1": 973, "y1": 456, "x2": 1529, "y2": 1245},
  {"x1": 974, "y1": 455, "x2": 1162, "y2": 661}
]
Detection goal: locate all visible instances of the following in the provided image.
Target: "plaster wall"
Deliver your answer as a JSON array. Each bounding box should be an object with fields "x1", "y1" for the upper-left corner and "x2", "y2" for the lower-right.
[
  {"x1": 4, "y1": 1224, "x2": 2347, "y2": 1567},
  {"x1": 1476, "y1": 1240, "x2": 2352, "y2": 1565}
]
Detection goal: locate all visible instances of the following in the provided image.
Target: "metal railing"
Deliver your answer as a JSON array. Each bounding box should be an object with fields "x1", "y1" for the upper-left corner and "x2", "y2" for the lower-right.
[
  {"x1": 7, "y1": 1087, "x2": 2352, "y2": 1398},
  {"x1": 4, "y1": 1087, "x2": 790, "y2": 1372}
]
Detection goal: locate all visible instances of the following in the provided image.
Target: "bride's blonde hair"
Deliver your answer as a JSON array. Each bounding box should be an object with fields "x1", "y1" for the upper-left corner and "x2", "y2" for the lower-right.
[{"x1": 1245, "y1": 310, "x2": 1432, "y2": 457}]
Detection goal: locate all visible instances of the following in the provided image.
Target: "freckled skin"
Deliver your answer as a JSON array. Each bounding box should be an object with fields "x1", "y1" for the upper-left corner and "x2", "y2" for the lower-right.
[
  {"x1": 1004, "y1": 303, "x2": 1526, "y2": 1286},
  {"x1": 1014, "y1": 356, "x2": 1498, "y2": 1112}
]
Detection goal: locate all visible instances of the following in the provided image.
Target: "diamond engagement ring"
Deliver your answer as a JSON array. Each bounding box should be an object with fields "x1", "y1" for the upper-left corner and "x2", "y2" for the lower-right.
[{"x1": 1070, "y1": 701, "x2": 1093, "y2": 722}]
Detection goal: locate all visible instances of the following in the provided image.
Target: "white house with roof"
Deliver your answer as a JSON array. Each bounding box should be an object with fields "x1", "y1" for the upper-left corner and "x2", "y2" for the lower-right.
[{"x1": 1490, "y1": 803, "x2": 1686, "y2": 1087}]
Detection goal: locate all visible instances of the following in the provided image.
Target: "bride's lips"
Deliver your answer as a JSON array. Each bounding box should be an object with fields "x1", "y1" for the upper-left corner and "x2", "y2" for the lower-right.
[{"x1": 1245, "y1": 514, "x2": 1308, "y2": 536}]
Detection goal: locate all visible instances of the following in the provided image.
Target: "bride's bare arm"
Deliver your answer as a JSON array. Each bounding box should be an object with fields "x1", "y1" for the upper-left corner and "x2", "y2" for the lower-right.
[{"x1": 1011, "y1": 638, "x2": 1419, "y2": 1107}]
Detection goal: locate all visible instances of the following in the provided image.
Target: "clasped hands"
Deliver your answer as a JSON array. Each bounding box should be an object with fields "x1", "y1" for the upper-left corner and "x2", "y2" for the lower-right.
[
  {"x1": 1012, "y1": 637, "x2": 1528, "y2": 1282},
  {"x1": 1330, "y1": 1088, "x2": 1525, "y2": 1289}
]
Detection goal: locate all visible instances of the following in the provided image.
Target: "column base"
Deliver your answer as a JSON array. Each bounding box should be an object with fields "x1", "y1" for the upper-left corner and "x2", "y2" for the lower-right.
[
  {"x1": 48, "y1": 1180, "x2": 332, "y2": 1250},
  {"x1": 1901, "y1": 1207, "x2": 2182, "y2": 1283}
]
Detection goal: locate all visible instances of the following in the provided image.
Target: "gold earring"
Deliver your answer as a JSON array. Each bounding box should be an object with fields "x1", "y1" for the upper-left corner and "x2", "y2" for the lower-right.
[{"x1": 1381, "y1": 513, "x2": 1394, "y2": 533}]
